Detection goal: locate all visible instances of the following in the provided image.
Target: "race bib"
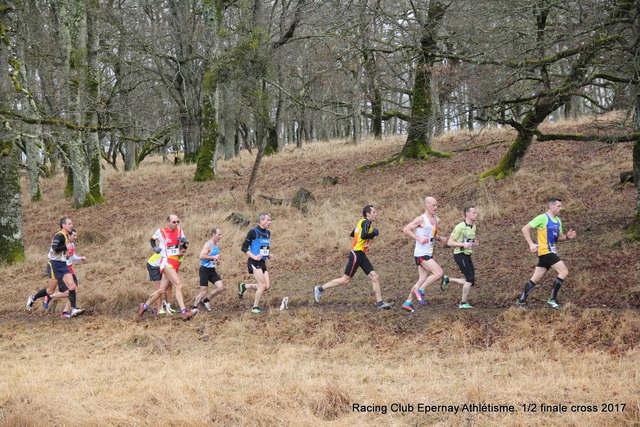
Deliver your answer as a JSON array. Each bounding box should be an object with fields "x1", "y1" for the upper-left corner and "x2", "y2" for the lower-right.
[
  {"x1": 260, "y1": 246, "x2": 270, "y2": 257},
  {"x1": 166, "y1": 246, "x2": 179, "y2": 256},
  {"x1": 550, "y1": 244, "x2": 557, "y2": 254}
]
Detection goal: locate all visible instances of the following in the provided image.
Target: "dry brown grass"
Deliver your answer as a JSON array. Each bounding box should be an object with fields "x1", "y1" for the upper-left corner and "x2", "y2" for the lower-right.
[
  {"x1": 1, "y1": 311, "x2": 638, "y2": 426},
  {"x1": 1, "y1": 113, "x2": 639, "y2": 425}
]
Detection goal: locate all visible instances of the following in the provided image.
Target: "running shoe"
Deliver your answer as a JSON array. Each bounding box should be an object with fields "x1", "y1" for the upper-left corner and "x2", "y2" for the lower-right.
[
  {"x1": 313, "y1": 286, "x2": 323, "y2": 303},
  {"x1": 402, "y1": 301, "x2": 416, "y2": 312},
  {"x1": 70, "y1": 307, "x2": 85, "y2": 317},
  {"x1": 237, "y1": 282, "x2": 246, "y2": 299},
  {"x1": 203, "y1": 301, "x2": 211, "y2": 312},
  {"x1": 515, "y1": 300, "x2": 526, "y2": 308},
  {"x1": 440, "y1": 275, "x2": 450, "y2": 291},
  {"x1": 162, "y1": 301, "x2": 175, "y2": 315},
  {"x1": 138, "y1": 303, "x2": 148, "y2": 318},
  {"x1": 190, "y1": 308, "x2": 199, "y2": 314},
  {"x1": 414, "y1": 289, "x2": 426, "y2": 305},
  {"x1": 376, "y1": 301, "x2": 391, "y2": 310},
  {"x1": 181, "y1": 310, "x2": 196, "y2": 321},
  {"x1": 163, "y1": 304, "x2": 173, "y2": 316},
  {"x1": 458, "y1": 302, "x2": 474, "y2": 309},
  {"x1": 158, "y1": 309, "x2": 167, "y2": 315},
  {"x1": 251, "y1": 307, "x2": 264, "y2": 314},
  {"x1": 280, "y1": 296, "x2": 289, "y2": 311},
  {"x1": 43, "y1": 295, "x2": 51, "y2": 309},
  {"x1": 60, "y1": 312, "x2": 71, "y2": 318},
  {"x1": 26, "y1": 295, "x2": 35, "y2": 311},
  {"x1": 547, "y1": 299, "x2": 562, "y2": 309}
]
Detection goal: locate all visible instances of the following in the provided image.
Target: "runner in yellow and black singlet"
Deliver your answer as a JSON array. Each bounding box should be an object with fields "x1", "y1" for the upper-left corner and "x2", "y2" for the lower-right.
[{"x1": 313, "y1": 205, "x2": 391, "y2": 310}]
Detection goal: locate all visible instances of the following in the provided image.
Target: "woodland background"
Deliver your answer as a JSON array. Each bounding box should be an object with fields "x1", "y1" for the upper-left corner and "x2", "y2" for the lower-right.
[{"x1": 1, "y1": 0, "x2": 640, "y2": 264}]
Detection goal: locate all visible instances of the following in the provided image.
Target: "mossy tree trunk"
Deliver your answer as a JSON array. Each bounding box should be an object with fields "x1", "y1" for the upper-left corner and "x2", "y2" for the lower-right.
[
  {"x1": 480, "y1": 98, "x2": 562, "y2": 180},
  {"x1": 194, "y1": 70, "x2": 218, "y2": 182},
  {"x1": 400, "y1": 2, "x2": 448, "y2": 160},
  {"x1": 0, "y1": 135, "x2": 25, "y2": 265},
  {"x1": 0, "y1": 3, "x2": 25, "y2": 264},
  {"x1": 264, "y1": 123, "x2": 278, "y2": 156},
  {"x1": 85, "y1": 0, "x2": 106, "y2": 205}
]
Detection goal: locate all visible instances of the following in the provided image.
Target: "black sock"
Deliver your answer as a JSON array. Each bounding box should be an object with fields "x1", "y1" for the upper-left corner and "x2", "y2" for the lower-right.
[
  {"x1": 203, "y1": 298, "x2": 209, "y2": 303},
  {"x1": 69, "y1": 290, "x2": 76, "y2": 309},
  {"x1": 319, "y1": 286, "x2": 324, "y2": 292},
  {"x1": 519, "y1": 280, "x2": 537, "y2": 302},
  {"x1": 33, "y1": 288, "x2": 48, "y2": 300},
  {"x1": 550, "y1": 278, "x2": 564, "y2": 300}
]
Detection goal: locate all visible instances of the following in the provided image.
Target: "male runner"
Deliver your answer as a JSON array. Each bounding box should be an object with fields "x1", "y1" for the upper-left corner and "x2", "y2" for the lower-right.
[
  {"x1": 192, "y1": 228, "x2": 225, "y2": 312},
  {"x1": 138, "y1": 215, "x2": 195, "y2": 320},
  {"x1": 517, "y1": 197, "x2": 576, "y2": 309},
  {"x1": 238, "y1": 213, "x2": 275, "y2": 313},
  {"x1": 442, "y1": 207, "x2": 479, "y2": 309},
  {"x1": 50, "y1": 229, "x2": 86, "y2": 317},
  {"x1": 313, "y1": 205, "x2": 391, "y2": 310},
  {"x1": 27, "y1": 218, "x2": 84, "y2": 317},
  {"x1": 401, "y1": 197, "x2": 447, "y2": 312}
]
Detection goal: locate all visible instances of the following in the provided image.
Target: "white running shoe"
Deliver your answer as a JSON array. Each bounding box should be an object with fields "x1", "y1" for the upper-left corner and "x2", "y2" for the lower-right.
[
  {"x1": 26, "y1": 295, "x2": 35, "y2": 311},
  {"x1": 280, "y1": 296, "x2": 289, "y2": 310},
  {"x1": 314, "y1": 286, "x2": 323, "y2": 303},
  {"x1": 203, "y1": 301, "x2": 211, "y2": 311},
  {"x1": 71, "y1": 307, "x2": 85, "y2": 317},
  {"x1": 162, "y1": 301, "x2": 174, "y2": 316}
]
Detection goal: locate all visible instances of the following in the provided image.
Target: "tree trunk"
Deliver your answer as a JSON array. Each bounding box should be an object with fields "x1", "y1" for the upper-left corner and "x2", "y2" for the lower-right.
[
  {"x1": 631, "y1": 2, "x2": 640, "y2": 237},
  {"x1": 194, "y1": 70, "x2": 218, "y2": 182},
  {"x1": 86, "y1": 0, "x2": 106, "y2": 205},
  {"x1": 220, "y1": 83, "x2": 237, "y2": 160},
  {"x1": 400, "y1": 2, "x2": 447, "y2": 160},
  {"x1": 0, "y1": 3, "x2": 25, "y2": 264},
  {"x1": 64, "y1": 0, "x2": 90, "y2": 206},
  {"x1": 480, "y1": 98, "x2": 562, "y2": 180},
  {"x1": 246, "y1": 118, "x2": 266, "y2": 204},
  {"x1": 0, "y1": 134, "x2": 25, "y2": 264},
  {"x1": 24, "y1": 136, "x2": 42, "y2": 201},
  {"x1": 14, "y1": 0, "x2": 42, "y2": 201}
]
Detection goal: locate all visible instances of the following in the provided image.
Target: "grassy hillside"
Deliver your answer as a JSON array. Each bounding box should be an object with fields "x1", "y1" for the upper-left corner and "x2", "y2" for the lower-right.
[{"x1": 1, "y1": 113, "x2": 638, "y2": 425}]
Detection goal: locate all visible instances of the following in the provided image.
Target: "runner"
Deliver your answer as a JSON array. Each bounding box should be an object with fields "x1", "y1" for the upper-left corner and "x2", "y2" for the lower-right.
[
  {"x1": 400, "y1": 197, "x2": 447, "y2": 313},
  {"x1": 237, "y1": 213, "x2": 275, "y2": 314},
  {"x1": 138, "y1": 215, "x2": 195, "y2": 320},
  {"x1": 192, "y1": 228, "x2": 225, "y2": 312},
  {"x1": 517, "y1": 197, "x2": 576, "y2": 309},
  {"x1": 146, "y1": 252, "x2": 175, "y2": 315},
  {"x1": 26, "y1": 218, "x2": 84, "y2": 317},
  {"x1": 442, "y1": 207, "x2": 479, "y2": 309},
  {"x1": 49, "y1": 229, "x2": 87, "y2": 317},
  {"x1": 313, "y1": 205, "x2": 391, "y2": 310}
]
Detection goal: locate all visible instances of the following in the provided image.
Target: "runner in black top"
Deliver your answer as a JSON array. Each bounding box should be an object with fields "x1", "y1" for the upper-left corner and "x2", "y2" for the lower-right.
[{"x1": 237, "y1": 213, "x2": 275, "y2": 313}]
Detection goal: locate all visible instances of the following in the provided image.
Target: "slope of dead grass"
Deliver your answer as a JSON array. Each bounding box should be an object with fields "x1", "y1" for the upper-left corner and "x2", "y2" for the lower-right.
[
  {"x1": 1, "y1": 112, "x2": 639, "y2": 425},
  {"x1": 1, "y1": 310, "x2": 639, "y2": 426}
]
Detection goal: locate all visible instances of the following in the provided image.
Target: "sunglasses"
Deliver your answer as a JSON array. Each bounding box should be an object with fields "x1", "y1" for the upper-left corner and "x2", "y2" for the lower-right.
[{"x1": 171, "y1": 220, "x2": 180, "y2": 224}]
